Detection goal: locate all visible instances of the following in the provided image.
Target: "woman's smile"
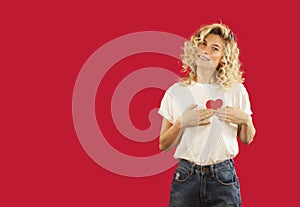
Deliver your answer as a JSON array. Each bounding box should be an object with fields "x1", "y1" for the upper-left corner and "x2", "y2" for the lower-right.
[{"x1": 198, "y1": 54, "x2": 210, "y2": 61}]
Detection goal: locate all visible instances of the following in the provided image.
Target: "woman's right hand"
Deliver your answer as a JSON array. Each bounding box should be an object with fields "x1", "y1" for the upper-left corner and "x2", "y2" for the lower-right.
[{"x1": 179, "y1": 104, "x2": 214, "y2": 128}]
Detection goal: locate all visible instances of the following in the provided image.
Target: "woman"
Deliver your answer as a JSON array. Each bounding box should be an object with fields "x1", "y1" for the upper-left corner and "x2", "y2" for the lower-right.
[{"x1": 158, "y1": 23, "x2": 256, "y2": 207}]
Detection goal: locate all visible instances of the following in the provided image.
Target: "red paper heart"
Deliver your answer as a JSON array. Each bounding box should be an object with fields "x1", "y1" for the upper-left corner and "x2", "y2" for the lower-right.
[{"x1": 206, "y1": 99, "x2": 223, "y2": 109}]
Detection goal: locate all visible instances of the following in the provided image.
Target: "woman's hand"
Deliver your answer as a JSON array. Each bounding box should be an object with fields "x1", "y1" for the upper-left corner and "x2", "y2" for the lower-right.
[
  {"x1": 180, "y1": 104, "x2": 214, "y2": 128},
  {"x1": 215, "y1": 106, "x2": 251, "y2": 125},
  {"x1": 159, "y1": 105, "x2": 213, "y2": 151}
]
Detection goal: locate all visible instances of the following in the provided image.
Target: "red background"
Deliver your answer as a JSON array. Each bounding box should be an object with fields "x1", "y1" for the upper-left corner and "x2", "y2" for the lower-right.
[{"x1": 2, "y1": 0, "x2": 299, "y2": 206}]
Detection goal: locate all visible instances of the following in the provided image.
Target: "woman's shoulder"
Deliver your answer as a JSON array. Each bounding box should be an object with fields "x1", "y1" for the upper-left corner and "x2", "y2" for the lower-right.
[
  {"x1": 167, "y1": 81, "x2": 190, "y2": 90},
  {"x1": 164, "y1": 81, "x2": 192, "y2": 95},
  {"x1": 228, "y1": 82, "x2": 244, "y2": 89},
  {"x1": 228, "y1": 82, "x2": 249, "y2": 94}
]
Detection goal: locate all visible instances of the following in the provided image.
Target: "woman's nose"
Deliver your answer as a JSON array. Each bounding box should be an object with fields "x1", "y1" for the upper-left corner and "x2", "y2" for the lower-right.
[
  {"x1": 199, "y1": 48, "x2": 208, "y2": 55},
  {"x1": 198, "y1": 46, "x2": 208, "y2": 55},
  {"x1": 203, "y1": 46, "x2": 210, "y2": 54}
]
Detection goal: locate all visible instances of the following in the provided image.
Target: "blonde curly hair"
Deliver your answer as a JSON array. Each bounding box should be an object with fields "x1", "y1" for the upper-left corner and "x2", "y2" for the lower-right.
[{"x1": 181, "y1": 23, "x2": 244, "y2": 89}]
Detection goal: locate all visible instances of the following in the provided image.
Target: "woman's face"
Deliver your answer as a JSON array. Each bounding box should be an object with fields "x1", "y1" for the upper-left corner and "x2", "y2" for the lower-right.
[{"x1": 195, "y1": 33, "x2": 225, "y2": 70}]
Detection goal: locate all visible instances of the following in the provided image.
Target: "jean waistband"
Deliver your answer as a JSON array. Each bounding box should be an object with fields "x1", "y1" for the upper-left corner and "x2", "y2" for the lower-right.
[{"x1": 178, "y1": 159, "x2": 234, "y2": 174}]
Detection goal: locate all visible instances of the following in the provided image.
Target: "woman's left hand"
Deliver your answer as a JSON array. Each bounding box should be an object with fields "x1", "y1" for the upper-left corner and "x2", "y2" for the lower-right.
[{"x1": 214, "y1": 106, "x2": 250, "y2": 125}]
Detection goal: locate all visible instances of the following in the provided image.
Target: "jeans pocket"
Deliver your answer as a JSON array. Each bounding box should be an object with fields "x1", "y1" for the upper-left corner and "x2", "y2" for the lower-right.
[
  {"x1": 215, "y1": 166, "x2": 238, "y2": 186},
  {"x1": 173, "y1": 166, "x2": 191, "y2": 182}
]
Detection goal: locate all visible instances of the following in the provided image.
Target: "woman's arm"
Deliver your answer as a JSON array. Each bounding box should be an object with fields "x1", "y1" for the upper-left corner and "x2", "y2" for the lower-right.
[
  {"x1": 159, "y1": 118, "x2": 184, "y2": 151},
  {"x1": 215, "y1": 106, "x2": 256, "y2": 145},
  {"x1": 159, "y1": 105, "x2": 213, "y2": 151},
  {"x1": 237, "y1": 116, "x2": 256, "y2": 144}
]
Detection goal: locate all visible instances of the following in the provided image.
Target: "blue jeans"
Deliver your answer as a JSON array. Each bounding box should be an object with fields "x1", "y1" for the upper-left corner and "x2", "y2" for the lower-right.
[{"x1": 169, "y1": 159, "x2": 242, "y2": 207}]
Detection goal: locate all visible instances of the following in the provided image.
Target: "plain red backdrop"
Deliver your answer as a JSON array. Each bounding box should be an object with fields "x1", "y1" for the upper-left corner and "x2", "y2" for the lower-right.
[{"x1": 1, "y1": 0, "x2": 300, "y2": 206}]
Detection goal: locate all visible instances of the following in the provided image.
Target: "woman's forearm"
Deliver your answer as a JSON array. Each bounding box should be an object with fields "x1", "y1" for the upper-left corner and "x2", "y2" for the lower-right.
[
  {"x1": 238, "y1": 117, "x2": 256, "y2": 144},
  {"x1": 159, "y1": 119, "x2": 184, "y2": 151}
]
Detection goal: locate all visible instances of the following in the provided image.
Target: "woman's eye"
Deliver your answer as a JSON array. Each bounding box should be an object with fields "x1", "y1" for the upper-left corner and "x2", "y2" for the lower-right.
[{"x1": 213, "y1": 47, "x2": 219, "y2": 51}]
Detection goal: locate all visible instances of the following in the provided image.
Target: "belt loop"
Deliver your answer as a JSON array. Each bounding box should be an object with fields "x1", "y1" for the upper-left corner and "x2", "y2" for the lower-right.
[
  {"x1": 210, "y1": 165, "x2": 214, "y2": 177},
  {"x1": 191, "y1": 162, "x2": 196, "y2": 175}
]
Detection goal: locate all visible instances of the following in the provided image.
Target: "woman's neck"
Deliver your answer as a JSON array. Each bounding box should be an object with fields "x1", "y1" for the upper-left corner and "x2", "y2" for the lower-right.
[{"x1": 196, "y1": 69, "x2": 217, "y2": 84}]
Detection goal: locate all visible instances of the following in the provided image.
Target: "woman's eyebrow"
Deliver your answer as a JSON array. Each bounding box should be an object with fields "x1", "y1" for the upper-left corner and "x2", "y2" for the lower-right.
[{"x1": 211, "y1": 43, "x2": 221, "y2": 48}]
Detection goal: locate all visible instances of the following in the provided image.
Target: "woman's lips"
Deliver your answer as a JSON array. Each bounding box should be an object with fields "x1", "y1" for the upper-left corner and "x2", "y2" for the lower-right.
[{"x1": 199, "y1": 54, "x2": 210, "y2": 61}]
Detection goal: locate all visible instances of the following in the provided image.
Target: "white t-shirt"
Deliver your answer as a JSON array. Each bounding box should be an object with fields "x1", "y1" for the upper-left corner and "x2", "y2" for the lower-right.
[{"x1": 158, "y1": 81, "x2": 252, "y2": 165}]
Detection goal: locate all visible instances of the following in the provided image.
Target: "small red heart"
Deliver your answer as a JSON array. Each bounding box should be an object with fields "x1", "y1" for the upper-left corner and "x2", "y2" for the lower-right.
[{"x1": 206, "y1": 99, "x2": 223, "y2": 109}]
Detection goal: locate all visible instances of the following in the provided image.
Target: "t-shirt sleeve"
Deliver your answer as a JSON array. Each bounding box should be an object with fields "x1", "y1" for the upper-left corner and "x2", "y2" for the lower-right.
[
  {"x1": 239, "y1": 84, "x2": 253, "y2": 115},
  {"x1": 158, "y1": 90, "x2": 180, "y2": 124}
]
